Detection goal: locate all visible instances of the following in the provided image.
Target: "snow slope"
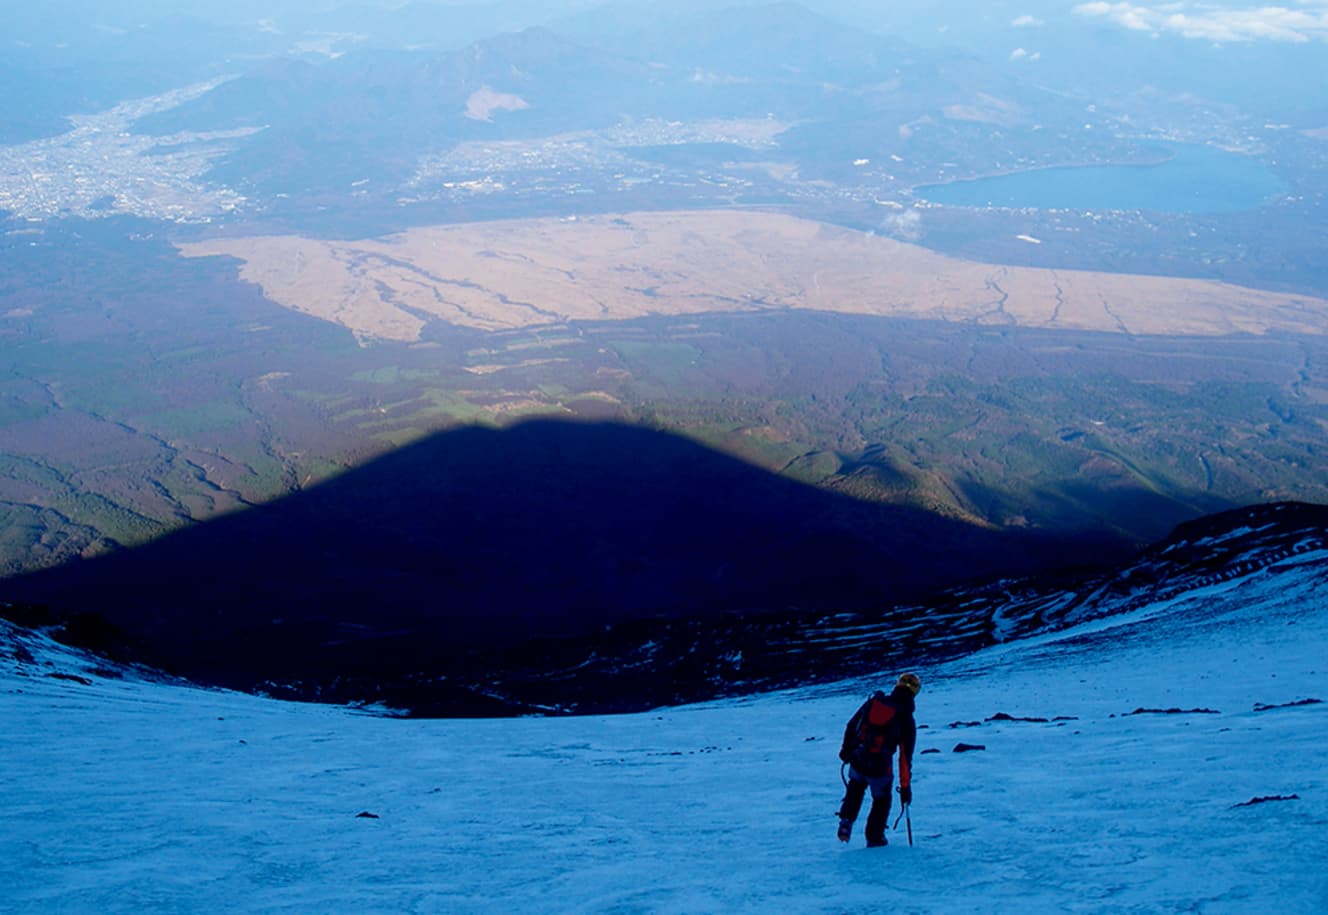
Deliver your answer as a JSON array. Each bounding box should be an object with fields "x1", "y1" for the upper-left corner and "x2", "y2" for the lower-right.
[{"x1": 3, "y1": 551, "x2": 1326, "y2": 913}]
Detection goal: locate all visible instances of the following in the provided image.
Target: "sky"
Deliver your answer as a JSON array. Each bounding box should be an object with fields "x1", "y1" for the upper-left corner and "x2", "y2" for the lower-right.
[
  {"x1": 3, "y1": 546, "x2": 1325, "y2": 912},
  {"x1": 17, "y1": 0, "x2": 1328, "y2": 44},
  {"x1": 1070, "y1": 2, "x2": 1328, "y2": 43}
]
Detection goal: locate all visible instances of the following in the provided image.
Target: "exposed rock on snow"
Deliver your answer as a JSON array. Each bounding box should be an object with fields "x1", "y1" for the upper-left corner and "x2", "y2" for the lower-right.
[
  {"x1": 1233, "y1": 795, "x2": 1301, "y2": 808},
  {"x1": 1253, "y1": 698, "x2": 1322, "y2": 712}
]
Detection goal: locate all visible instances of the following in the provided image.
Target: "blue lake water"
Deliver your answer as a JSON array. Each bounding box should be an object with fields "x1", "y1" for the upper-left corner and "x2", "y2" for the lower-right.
[{"x1": 915, "y1": 144, "x2": 1285, "y2": 214}]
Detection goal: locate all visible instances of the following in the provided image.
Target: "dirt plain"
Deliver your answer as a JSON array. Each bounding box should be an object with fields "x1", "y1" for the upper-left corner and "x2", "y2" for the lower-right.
[{"x1": 177, "y1": 210, "x2": 1328, "y2": 343}]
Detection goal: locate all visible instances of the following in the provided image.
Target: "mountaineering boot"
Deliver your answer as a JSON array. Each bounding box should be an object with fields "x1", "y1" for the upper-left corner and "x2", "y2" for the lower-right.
[
  {"x1": 837, "y1": 818, "x2": 852, "y2": 843},
  {"x1": 865, "y1": 835, "x2": 889, "y2": 848}
]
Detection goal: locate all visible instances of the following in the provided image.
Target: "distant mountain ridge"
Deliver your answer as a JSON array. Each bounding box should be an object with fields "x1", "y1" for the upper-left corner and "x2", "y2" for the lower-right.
[
  {"x1": 130, "y1": 3, "x2": 1055, "y2": 196},
  {"x1": 587, "y1": 2, "x2": 915, "y2": 83}
]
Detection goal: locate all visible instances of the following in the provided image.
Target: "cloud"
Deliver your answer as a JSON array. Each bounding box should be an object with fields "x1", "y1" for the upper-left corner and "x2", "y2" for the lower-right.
[
  {"x1": 1073, "y1": 3, "x2": 1328, "y2": 43},
  {"x1": 1012, "y1": 15, "x2": 1045, "y2": 27},
  {"x1": 879, "y1": 208, "x2": 922, "y2": 241},
  {"x1": 1075, "y1": 2, "x2": 1159, "y2": 32},
  {"x1": 1008, "y1": 47, "x2": 1041, "y2": 60}
]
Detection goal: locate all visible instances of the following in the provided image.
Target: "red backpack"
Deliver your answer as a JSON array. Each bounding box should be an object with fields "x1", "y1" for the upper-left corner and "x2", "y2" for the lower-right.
[{"x1": 856, "y1": 695, "x2": 899, "y2": 758}]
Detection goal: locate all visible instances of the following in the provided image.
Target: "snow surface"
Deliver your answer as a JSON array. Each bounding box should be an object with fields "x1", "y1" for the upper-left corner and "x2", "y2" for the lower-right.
[{"x1": 3, "y1": 555, "x2": 1327, "y2": 913}]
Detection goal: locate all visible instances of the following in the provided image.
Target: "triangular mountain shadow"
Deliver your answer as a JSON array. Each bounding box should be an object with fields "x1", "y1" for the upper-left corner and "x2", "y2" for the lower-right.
[{"x1": 1, "y1": 419, "x2": 1131, "y2": 690}]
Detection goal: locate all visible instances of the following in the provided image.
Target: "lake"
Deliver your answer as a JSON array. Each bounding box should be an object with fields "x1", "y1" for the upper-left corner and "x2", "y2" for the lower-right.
[{"x1": 915, "y1": 143, "x2": 1285, "y2": 213}]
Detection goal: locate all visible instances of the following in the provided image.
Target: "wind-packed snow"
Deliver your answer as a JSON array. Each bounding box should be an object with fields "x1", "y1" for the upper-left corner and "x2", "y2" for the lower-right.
[{"x1": 3, "y1": 554, "x2": 1326, "y2": 913}]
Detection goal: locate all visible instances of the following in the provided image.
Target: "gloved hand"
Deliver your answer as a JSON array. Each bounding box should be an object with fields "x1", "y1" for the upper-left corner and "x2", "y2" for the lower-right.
[
  {"x1": 838, "y1": 748, "x2": 852, "y2": 764},
  {"x1": 898, "y1": 785, "x2": 912, "y2": 805}
]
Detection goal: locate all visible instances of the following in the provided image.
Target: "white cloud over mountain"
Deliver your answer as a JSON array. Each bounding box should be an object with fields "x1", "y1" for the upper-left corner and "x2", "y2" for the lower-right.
[{"x1": 1074, "y1": 2, "x2": 1328, "y2": 43}]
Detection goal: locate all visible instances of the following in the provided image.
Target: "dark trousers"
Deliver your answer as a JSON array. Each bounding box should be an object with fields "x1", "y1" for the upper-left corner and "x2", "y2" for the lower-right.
[{"x1": 838, "y1": 766, "x2": 893, "y2": 845}]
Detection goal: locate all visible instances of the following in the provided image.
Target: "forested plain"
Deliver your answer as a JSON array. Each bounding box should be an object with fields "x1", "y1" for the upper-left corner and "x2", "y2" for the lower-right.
[{"x1": 3, "y1": 217, "x2": 1326, "y2": 582}]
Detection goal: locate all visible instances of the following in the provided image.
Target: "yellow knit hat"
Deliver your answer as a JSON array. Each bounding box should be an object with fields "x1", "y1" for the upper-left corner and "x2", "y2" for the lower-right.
[{"x1": 897, "y1": 672, "x2": 922, "y2": 695}]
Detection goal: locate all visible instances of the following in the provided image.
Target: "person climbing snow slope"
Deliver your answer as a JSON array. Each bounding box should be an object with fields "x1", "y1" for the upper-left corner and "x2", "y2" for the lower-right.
[{"x1": 836, "y1": 672, "x2": 920, "y2": 847}]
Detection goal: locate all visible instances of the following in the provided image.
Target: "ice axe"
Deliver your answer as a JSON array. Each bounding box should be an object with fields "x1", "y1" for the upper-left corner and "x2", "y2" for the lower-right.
[{"x1": 893, "y1": 802, "x2": 913, "y2": 846}]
